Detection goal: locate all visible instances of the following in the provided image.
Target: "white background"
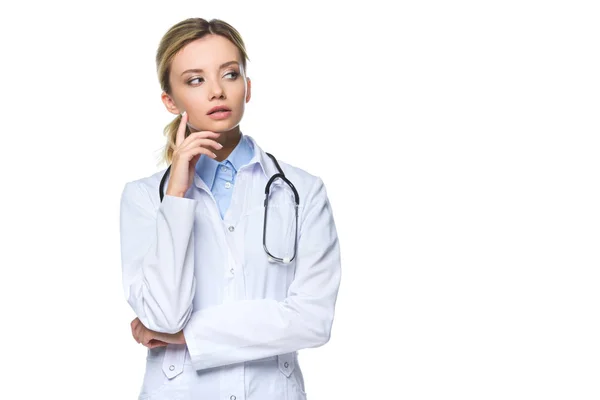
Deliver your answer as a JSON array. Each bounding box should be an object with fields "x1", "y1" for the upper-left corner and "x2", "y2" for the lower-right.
[{"x1": 0, "y1": 0, "x2": 598, "y2": 399}]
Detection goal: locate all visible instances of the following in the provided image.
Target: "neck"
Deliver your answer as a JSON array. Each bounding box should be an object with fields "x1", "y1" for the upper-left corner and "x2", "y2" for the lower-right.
[{"x1": 213, "y1": 125, "x2": 241, "y2": 162}]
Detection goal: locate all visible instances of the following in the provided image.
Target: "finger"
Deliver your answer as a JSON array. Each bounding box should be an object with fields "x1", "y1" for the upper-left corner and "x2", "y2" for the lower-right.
[
  {"x1": 147, "y1": 339, "x2": 168, "y2": 349},
  {"x1": 132, "y1": 321, "x2": 141, "y2": 343},
  {"x1": 190, "y1": 153, "x2": 201, "y2": 168},
  {"x1": 140, "y1": 330, "x2": 149, "y2": 346},
  {"x1": 132, "y1": 329, "x2": 139, "y2": 343},
  {"x1": 141, "y1": 330, "x2": 156, "y2": 347},
  {"x1": 183, "y1": 137, "x2": 223, "y2": 150},
  {"x1": 175, "y1": 111, "x2": 189, "y2": 148},
  {"x1": 132, "y1": 328, "x2": 139, "y2": 343},
  {"x1": 181, "y1": 146, "x2": 217, "y2": 161},
  {"x1": 181, "y1": 137, "x2": 223, "y2": 151},
  {"x1": 134, "y1": 324, "x2": 143, "y2": 343},
  {"x1": 184, "y1": 130, "x2": 221, "y2": 144}
]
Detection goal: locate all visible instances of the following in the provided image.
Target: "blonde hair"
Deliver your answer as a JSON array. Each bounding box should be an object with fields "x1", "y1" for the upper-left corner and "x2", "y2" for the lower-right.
[{"x1": 155, "y1": 18, "x2": 250, "y2": 166}]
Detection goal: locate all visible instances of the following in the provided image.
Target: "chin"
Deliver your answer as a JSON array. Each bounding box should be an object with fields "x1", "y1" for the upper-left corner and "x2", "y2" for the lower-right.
[{"x1": 206, "y1": 116, "x2": 242, "y2": 131}]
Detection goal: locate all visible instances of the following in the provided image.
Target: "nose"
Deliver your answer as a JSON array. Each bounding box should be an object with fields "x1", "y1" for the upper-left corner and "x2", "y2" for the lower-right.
[{"x1": 208, "y1": 80, "x2": 226, "y2": 100}]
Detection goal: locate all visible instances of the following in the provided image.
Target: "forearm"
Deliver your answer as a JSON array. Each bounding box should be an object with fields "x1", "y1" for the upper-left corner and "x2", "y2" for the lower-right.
[{"x1": 121, "y1": 182, "x2": 198, "y2": 333}]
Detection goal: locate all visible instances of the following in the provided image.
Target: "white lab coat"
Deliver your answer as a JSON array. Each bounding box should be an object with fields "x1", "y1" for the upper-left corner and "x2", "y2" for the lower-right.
[{"x1": 119, "y1": 135, "x2": 341, "y2": 400}]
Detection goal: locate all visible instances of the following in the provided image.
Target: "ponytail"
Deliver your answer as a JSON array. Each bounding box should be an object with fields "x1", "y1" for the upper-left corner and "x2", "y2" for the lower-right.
[{"x1": 157, "y1": 114, "x2": 190, "y2": 167}]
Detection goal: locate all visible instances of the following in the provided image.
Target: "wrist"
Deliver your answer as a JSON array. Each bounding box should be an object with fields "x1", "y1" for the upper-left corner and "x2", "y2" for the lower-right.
[
  {"x1": 166, "y1": 188, "x2": 186, "y2": 197},
  {"x1": 155, "y1": 330, "x2": 185, "y2": 345},
  {"x1": 177, "y1": 331, "x2": 186, "y2": 344}
]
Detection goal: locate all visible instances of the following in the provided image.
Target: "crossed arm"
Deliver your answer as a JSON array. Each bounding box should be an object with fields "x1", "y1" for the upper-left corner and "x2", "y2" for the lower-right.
[
  {"x1": 130, "y1": 316, "x2": 184, "y2": 348},
  {"x1": 121, "y1": 177, "x2": 341, "y2": 369}
]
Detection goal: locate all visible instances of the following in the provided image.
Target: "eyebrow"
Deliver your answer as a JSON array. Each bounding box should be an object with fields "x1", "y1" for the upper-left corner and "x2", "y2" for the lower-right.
[{"x1": 180, "y1": 61, "x2": 239, "y2": 76}]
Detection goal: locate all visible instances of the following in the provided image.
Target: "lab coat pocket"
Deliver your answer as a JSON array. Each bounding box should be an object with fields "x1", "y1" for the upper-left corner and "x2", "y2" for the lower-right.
[
  {"x1": 138, "y1": 345, "x2": 188, "y2": 400},
  {"x1": 138, "y1": 359, "x2": 169, "y2": 400},
  {"x1": 243, "y1": 195, "x2": 297, "y2": 300},
  {"x1": 278, "y1": 353, "x2": 307, "y2": 399}
]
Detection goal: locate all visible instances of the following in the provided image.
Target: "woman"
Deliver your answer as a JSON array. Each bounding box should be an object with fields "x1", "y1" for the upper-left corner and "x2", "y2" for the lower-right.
[{"x1": 119, "y1": 17, "x2": 341, "y2": 400}]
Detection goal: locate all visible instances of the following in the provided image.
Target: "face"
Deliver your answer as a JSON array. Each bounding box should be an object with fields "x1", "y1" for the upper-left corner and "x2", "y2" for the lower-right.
[{"x1": 161, "y1": 34, "x2": 251, "y2": 134}]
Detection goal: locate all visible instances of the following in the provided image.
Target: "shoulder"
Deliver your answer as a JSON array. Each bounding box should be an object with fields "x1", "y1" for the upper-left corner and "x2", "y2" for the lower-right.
[
  {"x1": 120, "y1": 168, "x2": 168, "y2": 212},
  {"x1": 271, "y1": 157, "x2": 329, "y2": 208}
]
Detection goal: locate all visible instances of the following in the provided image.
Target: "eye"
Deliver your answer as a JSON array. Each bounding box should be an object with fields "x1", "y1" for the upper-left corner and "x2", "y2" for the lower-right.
[
  {"x1": 187, "y1": 71, "x2": 239, "y2": 86},
  {"x1": 188, "y1": 77, "x2": 204, "y2": 85}
]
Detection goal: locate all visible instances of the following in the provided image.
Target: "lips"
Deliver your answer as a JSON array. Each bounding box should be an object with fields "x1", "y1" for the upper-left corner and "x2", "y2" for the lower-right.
[{"x1": 208, "y1": 106, "x2": 231, "y2": 115}]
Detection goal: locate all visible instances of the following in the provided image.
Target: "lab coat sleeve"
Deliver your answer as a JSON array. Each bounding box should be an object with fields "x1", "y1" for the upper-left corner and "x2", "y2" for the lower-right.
[
  {"x1": 182, "y1": 177, "x2": 342, "y2": 371},
  {"x1": 119, "y1": 181, "x2": 198, "y2": 334}
]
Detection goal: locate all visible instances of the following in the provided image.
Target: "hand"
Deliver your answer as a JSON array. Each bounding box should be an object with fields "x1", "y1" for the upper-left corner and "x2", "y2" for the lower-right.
[
  {"x1": 130, "y1": 317, "x2": 186, "y2": 348},
  {"x1": 166, "y1": 111, "x2": 223, "y2": 197}
]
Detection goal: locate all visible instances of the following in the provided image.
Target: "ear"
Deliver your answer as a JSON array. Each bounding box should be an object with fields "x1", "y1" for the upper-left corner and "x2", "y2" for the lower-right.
[
  {"x1": 245, "y1": 77, "x2": 252, "y2": 103},
  {"x1": 161, "y1": 91, "x2": 182, "y2": 115}
]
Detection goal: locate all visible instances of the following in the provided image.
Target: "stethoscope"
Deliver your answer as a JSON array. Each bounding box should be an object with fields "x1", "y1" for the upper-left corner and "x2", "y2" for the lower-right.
[{"x1": 158, "y1": 152, "x2": 299, "y2": 264}]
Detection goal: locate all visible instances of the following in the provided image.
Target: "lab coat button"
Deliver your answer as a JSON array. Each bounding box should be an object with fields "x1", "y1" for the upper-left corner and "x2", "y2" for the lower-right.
[
  {"x1": 278, "y1": 353, "x2": 295, "y2": 376},
  {"x1": 230, "y1": 268, "x2": 234, "y2": 274},
  {"x1": 230, "y1": 396, "x2": 236, "y2": 400},
  {"x1": 228, "y1": 226, "x2": 235, "y2": 232},
  {"x1": 225, "y1": 181, "x2": 232, "y2": 189},
  {"x1": 169, "y1": 365, "x2": 175, "y2": 371}
]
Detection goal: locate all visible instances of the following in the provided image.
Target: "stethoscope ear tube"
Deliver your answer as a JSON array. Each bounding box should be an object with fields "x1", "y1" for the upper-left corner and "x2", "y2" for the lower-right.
[{"x1": 159, "y1": 164, "x2": 171, "y2": 202}]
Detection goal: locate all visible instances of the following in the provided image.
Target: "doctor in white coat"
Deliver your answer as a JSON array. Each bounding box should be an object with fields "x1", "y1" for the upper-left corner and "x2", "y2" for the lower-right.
[{"x1": 119, "y1": 17, "x2": 341, "y2": 400}]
